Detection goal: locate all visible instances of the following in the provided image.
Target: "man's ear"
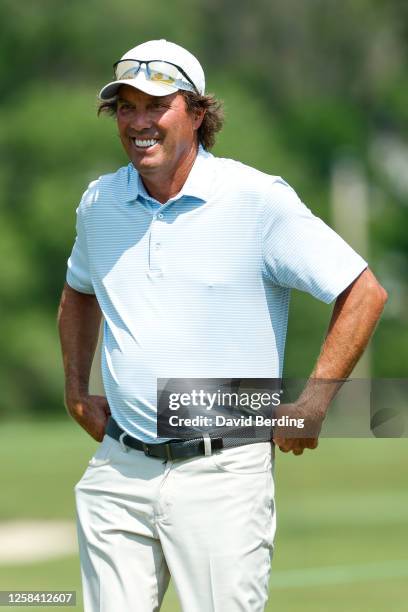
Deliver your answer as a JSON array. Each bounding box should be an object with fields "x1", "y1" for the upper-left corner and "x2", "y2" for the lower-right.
[{"x1": 193, "y1": 108, "x2": 206, "y2": 130}]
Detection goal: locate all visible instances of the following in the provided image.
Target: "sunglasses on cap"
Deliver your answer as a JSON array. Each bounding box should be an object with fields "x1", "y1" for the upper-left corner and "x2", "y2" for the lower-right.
[{"x1": 113, "y1": 59, "x2": 199, "y2": 94}]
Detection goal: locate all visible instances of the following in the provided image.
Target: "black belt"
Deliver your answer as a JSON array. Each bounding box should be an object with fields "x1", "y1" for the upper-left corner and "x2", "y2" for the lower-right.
[{"x1": 106, "y1": 417, "x2": 224, "y2": 460}]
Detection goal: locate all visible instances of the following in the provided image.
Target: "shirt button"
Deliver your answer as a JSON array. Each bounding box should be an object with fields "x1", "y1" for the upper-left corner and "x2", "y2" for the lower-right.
[
  {"x1": 147, "y1": 269, "x2": 163, "y2": 279},
  {"x1": 158, "y1": 213, "x2": 164, "y2": 219}
]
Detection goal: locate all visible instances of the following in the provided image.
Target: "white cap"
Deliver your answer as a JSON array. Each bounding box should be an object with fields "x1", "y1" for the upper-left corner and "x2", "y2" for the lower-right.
[{"x1": 99, "y1": 39, "x2": 205, "y2": 99}]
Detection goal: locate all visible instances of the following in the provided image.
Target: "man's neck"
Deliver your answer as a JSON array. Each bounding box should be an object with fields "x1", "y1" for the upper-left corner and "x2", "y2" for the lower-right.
[{"x1": 140, "y1": 145, "x2": 198, "y2": 204}]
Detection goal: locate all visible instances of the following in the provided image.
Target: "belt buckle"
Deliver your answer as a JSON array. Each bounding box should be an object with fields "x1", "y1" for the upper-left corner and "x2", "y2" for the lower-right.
[
  {"x1": 165, "y1": 443, "x2": 173, "y2": 461},
  {"x1": 143, "y1": 442, "x2": 173, "y2": 460}
]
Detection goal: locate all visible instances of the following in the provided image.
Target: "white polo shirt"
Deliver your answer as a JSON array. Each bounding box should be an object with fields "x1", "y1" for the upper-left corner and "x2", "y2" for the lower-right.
[{"x1": 66, "y1": 147, "x2": 367, "y2": 442}]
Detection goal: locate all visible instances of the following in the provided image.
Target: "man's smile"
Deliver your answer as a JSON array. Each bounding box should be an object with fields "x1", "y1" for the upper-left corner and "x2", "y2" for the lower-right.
[{"x1": 131, "y1": 137, "x2": 160, "y2": 150}]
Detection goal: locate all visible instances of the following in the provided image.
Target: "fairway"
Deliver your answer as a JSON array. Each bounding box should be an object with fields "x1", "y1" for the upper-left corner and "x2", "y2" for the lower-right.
[{"x1": 0, "y1": 421, "x2": 407, "y2": 611}]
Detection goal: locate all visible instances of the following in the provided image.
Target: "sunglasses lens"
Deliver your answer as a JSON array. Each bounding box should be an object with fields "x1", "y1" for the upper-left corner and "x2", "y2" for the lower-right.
[
  {"x1": 148, "y1": 61, "x2": 179, "y2": 85},
  {"x1": 113, "y1": 60, "x2": 194, "y2": 91},
  {"x1": 115, "y1": 60, "x2": 141, "y2": 80}
]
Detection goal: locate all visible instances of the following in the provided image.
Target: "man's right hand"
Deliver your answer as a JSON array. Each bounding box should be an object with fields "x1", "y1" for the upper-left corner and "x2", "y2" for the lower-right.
[{"x1": 65, "y1": 394, "x2": 111, "y2": 442}]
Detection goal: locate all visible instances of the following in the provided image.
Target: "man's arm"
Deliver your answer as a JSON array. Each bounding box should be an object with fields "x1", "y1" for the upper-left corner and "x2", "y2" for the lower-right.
[
  {"x1": 57, "y1": 282, "x2": 110, "y2": 441},
  {"x1": 273, "y1": 267, "x2": 388, "y2": 455}
]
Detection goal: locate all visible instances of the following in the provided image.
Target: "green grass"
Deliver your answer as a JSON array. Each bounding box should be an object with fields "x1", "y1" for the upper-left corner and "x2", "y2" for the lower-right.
[{"x1": 0, "y1": 421, "x2": 407, "y2": 611}]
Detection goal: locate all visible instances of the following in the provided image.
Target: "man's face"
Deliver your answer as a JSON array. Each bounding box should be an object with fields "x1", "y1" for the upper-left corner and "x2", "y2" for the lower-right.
[{"x1": 116, "y1": 85, "x2": 203, "y2": 180}]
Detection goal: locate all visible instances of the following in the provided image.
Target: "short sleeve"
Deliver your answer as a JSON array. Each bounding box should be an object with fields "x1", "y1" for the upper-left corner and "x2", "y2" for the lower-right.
[
  {"x1": 262, "y1": 179, "x2": 368, "y2": 304},
  {"x1": 66, "y1": 191, "x2": 95, "y2": 295}
]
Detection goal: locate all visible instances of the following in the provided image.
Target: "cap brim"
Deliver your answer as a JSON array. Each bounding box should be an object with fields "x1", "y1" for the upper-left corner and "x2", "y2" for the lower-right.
[{"x1": 99, "y1": 71, "x2": 179, "y2": 100}]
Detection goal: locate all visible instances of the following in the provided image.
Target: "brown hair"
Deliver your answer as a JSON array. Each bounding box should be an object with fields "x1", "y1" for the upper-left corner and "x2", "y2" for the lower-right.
[{"x1": 97, "y1": 90, "x2": 224, "y2": 150}]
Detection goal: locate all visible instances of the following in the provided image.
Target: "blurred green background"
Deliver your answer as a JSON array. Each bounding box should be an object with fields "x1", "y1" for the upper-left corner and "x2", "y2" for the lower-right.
[{"x1": 0, "y1": 0, "x2": 407, "y2": 610}]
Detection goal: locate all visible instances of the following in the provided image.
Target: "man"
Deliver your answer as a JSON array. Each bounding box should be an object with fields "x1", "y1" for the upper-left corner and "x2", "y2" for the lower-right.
[{"x1": 58, "y1": 39, "x2": 387, "y2": 612}]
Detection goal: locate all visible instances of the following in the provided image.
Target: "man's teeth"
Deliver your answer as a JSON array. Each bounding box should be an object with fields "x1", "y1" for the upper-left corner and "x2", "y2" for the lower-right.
[{"x1": 133, "y1": 138, "x2": 158, "y2": 148}]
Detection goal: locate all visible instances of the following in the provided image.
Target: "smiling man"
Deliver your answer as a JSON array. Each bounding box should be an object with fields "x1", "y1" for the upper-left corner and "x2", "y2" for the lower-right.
[
  {"x1": 115, "y1": 87, "x2": 203, "y2": 202},
  {"x1": 58, "y1": 39, "x2": 387, "y2": 612}
]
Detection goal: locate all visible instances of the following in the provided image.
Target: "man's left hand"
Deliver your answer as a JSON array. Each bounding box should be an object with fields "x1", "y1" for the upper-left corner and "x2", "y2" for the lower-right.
[
  {"x1": 272, "y1": 434, "x2": 319, "y2": 455},
  {"x1": 272, "y1": 401, "x2": 324, "y2": 456}
]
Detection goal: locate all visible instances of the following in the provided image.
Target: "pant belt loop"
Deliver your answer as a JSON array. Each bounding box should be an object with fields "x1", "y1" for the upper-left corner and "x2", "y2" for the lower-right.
[
  {"x1": 119, "y1": 432, "x2": 129, "y2": 453},
  {"x1": 203, "y1": 433, "x2": 212, "y2": 457}
]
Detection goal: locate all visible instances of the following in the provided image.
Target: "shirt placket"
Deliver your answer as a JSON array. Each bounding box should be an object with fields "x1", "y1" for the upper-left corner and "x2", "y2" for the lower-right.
[{"x1": 147, "y1": 208, "x2": 167, "y2": 279}]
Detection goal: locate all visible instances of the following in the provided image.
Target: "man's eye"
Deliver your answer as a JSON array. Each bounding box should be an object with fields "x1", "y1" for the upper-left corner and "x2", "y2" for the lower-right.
[
  {"x1": 151, "y1": 102, "x2": 167, "y2": 110},
  {"x1": 118, "y1": 103, "x2": 133, "y2": 111}
]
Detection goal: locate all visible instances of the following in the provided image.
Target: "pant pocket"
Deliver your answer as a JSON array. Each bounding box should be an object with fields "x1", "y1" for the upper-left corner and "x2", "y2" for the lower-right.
[
  {"x1": 211, "y1": 442, "x2": 273, "y2": 474},
  {"x1": 87, "y1": 434, "x2": 115, "y2": 467}
]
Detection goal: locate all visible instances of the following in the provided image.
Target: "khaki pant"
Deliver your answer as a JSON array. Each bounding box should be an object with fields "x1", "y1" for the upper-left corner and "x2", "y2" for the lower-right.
[{"x1": 75, "y1": 436, "x2": 276, "y2": 612}]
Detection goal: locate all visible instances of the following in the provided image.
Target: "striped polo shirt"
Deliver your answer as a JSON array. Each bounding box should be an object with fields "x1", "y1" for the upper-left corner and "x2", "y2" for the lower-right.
[{"x1": 66, "y1": 146, "x2": 367, "y2": 442}]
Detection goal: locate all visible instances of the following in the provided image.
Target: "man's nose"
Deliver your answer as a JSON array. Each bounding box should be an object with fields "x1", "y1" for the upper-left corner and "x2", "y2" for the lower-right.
[{"x1": 128, "y1": 109, "x2": 153, "y2": 132}]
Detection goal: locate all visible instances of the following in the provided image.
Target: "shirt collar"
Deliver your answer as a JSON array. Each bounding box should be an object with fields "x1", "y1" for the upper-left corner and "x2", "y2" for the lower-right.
[{"x1": 123, "y1": 145, "x2": 214, "y2": 205}]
